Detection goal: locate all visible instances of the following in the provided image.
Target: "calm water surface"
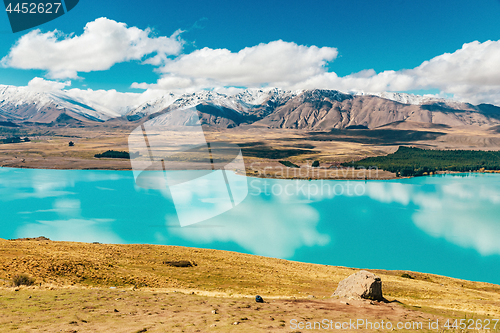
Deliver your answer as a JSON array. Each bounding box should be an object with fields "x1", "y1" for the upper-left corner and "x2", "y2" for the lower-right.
[{"x1": 1, "y1": 167, "x2": 499, "y2": 285}]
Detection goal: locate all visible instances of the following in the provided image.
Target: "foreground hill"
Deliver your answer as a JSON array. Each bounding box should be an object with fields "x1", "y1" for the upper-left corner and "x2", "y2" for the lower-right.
[{"x1": 0, "y1": 238, "x2": 499, "y2": 332}]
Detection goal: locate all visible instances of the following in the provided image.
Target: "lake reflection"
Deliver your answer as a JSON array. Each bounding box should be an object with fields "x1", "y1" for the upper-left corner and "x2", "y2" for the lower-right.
[{"x1": 1, "y1": 168, "x2": 499, "y2": 284}]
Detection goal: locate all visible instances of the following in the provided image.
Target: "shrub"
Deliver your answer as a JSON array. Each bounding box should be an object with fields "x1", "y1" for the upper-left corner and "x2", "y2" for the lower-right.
[
  {"x1": 95, "y1": 150, "x2": 139, "y2": 159},
  {"x1": 12, "y1": 273, "x2": 35, "y2": 287},
  {"x1": 68, "y1": 141, "x2": 74, "y2": 147},
  {"x1": 2, "y1": 136, "x2": 22, "y2": 144},
  {"x1": 401, "y1": 273, "x2": 414, "y2": 279},
  {"x1": 279, "y1": 160, "x2": 300, "y2": 168},
  {"x1": 312, "y1": 160, "x2": 320, "y2": 167},
  {"x1": 163, "y1": 260, "x2": 196, "y2": 267}
]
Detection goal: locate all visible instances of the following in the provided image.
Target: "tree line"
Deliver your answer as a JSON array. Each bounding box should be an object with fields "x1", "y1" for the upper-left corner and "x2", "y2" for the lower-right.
[
  {"x1": 94, "y1": 150, "x2": 139, "y2": 159},
  {"x1": 343, "y1": 146, "x2": 500, "y2": 177},
  {"x1": 1, "y1": 136, "x2": 30, "y2": 144}
]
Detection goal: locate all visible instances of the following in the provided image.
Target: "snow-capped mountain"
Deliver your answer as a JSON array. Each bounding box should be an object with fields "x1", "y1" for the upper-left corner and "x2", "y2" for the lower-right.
[
  {"x1": 0, "y1": 85, "x2": 121, "y2": 123},
  {"x1": 360, "y1": 91, "x2": 446, "y2": 105},
  {"x1": 258, "y1": 90, "x2": 500, "y2": 130},
  {"x1": 2, "y1": 84, "x2": 500, "y2": 129},
  {"x1": 128, "y1": 88, "x2": 500, "y2": 130},
  {"x1": 126, "y1": 88, "x2": 301, "y2": 119}
]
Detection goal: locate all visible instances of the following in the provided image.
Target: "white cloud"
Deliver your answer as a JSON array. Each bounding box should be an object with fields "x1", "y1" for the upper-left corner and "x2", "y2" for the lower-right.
[
  {"x1": 136, "y1": 40, "x2": 338, "y2": 90},
  {"x1": 1, "y1": 17, "x2": 183, "y2": 79},
  {"x1": 130, "y1": 38, "x2": 500, "y2": 105},
  {"x1": 64, "y1": 87, "x2": 167, "y2": 113},
  {"x1": 4, "y1": 17, "x2": 500, "y2": 105},
  {"x1": 20, "y1": 78, "x2": 167, "y2": 114},
  {"x1": 291, "y1": 40, "x2": 500, "y2": 105},
  {"x1": 28, "y1": 77, "x2": 71, "y2": 91},
  {"x1": 411, "y1": 40, "x2": 500, "y2": 87}
]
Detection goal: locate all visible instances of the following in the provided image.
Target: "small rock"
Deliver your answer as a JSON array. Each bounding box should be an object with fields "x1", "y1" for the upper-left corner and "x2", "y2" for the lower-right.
[
  {"x1": 114, "y1": 309, "x2": 119, "y2": 313},
  {"x1": 307, "y1": 295, "x2": 315, "y2": 299},
  {"x1": 233, "y1": 321, "x2": 239, "y2": 325},
  {"x1": 255, "y1": 295, "x2": 264, "y2": 303},
  {"x1": 212, "y1": 309, "x2": 217, "y2": 314}
]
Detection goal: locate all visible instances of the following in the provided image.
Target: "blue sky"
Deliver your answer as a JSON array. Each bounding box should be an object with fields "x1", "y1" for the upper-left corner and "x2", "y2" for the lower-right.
[{"x1": 1, "y1": 0, "x2": 500, "y2": 105}]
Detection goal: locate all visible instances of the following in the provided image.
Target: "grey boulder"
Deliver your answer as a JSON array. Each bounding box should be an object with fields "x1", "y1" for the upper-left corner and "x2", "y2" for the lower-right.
[{"x1": 332, "y1": 270, "x2": 385, "y2": 301}]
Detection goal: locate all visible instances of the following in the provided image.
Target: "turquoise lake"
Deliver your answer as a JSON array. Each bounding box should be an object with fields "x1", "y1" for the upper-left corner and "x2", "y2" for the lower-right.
[{"x1": 1, "y1": 167, "x2": 500, "y2": 285}]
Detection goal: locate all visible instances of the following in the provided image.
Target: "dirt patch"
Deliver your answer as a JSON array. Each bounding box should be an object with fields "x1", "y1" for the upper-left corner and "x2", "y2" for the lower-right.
[{"x1": 0, "y1": 287, "x2": 466, "y2": 332}]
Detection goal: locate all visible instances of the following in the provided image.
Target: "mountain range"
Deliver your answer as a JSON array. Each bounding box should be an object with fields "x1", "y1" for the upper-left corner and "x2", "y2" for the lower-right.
[{"x1": 1, "y1": 84, "x2": 500, "y2": 130}]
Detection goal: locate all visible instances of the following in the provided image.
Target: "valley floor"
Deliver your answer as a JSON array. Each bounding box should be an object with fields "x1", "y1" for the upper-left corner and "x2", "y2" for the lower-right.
[{"x1": 2, "y1": 122, "x2": 500, "y2": 180}]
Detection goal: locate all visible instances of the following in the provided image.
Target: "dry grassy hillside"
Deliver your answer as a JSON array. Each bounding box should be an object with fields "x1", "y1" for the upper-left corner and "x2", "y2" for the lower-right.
[{"x1": 1, "y1": 238, "x2": 500, "y2": 332}]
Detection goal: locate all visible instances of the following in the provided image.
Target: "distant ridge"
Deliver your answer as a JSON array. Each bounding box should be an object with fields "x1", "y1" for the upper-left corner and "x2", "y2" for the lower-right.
[{"x1": 1, "y1": 85, "x2": 500, "y2": 130}]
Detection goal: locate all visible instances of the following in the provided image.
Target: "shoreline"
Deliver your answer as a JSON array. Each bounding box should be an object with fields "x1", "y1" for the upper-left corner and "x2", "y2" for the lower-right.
[
  {"x1": 1, "y1": 162, "x2": 499, "y2": 181},
  {"x1": 3, "y1": 125, "x2": 500, "y2": 181}
]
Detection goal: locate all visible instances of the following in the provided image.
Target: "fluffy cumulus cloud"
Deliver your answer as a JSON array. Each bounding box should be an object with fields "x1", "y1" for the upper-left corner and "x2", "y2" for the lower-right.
[
  {"x1": 342, "y1": 40, "x2": 500, "y2": 104},
  {"x1": 152, "y1": 40, "x2": 338, "y2": 89},
  {"x1": 306, "y1": 39, "x2": 500, "y2": 105},
  {"x1": 22, "y1": 77, "x2": 167, "y2": 113},
  {"x1": 64, "y1": 87, "x2": 166, "y2": 113},
  {"x1": 27, "y1": 77, "x2": 71, "y2": 91},
  {"x1": 3, "y1": 17, "x2": 500, "y2": 105},
  {"x1": 131, "y1": 38, "x2": 500, "y2": 105},
  {"x1": 407, "y1": 40, "x2": 500, "y2": 104},
  {"x1": 411, "y1": 40, "x2": 500, "y2": 87},
  {"x1": 1, "y1": 17, "x2": 183, "y2": 79}
]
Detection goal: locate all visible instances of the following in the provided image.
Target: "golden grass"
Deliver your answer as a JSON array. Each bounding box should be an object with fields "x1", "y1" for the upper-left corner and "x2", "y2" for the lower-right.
[{"x1": 1, "y1": 238, "x2": 500, "y2": 332}]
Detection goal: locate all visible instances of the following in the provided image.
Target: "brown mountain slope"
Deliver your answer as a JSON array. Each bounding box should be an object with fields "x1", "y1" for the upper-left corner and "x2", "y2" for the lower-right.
[
  {"x1": 3, "y1": 88, "x2": 500, "y2": 130},
  {"x1": 257, "y1": 91, "x2": 500, "y2": 130}
]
